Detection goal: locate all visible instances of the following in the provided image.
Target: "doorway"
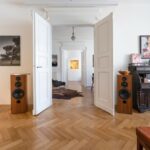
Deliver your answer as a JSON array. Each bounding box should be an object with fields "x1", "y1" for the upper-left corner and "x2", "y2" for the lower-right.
[
  {"x1": 61, "y1": 50, "x2": 82, "y2": 84},
  {"x1": 67, "y1": 50, "x2": 82, "y2": 82},
  {"x1": 52, "y1": 26, "x2": 94, "y2": 88},
  {"x1": 33, "y1": 13, "x2": 114, "y2": 116}
]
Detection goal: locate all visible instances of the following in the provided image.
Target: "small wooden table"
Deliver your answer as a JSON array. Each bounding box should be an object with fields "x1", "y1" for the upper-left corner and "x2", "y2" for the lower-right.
[{"x1": 136, "y1": 127, "x2": 150, "y2": 150}]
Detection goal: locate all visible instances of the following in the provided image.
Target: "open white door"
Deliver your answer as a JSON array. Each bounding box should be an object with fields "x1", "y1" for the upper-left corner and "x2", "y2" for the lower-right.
[
  {"x1": 94, "y1": 13, "x2": 114, "y2": 115},
  {"x1": 33, "y1": 12, "x2": 52, "y2": 115}
]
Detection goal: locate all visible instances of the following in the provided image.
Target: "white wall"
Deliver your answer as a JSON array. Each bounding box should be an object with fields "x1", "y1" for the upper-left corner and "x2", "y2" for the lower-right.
[
  {"x1": 52, "y1": 26, "x2": 94, "y2": 86},
  {"x1": 0, "y1": 3, "x2": 33, "y2": 104},
  {"x1": 67, "y1": 51, "x2": 81, "y2": 81},
  {"x1": 114, "y1": 0, "x2": 150, "y2": 70},
  {"x1": 92, "y1": 0, "x2": 150, "y2": 104},
  {"x1": 61, "y1": 50, "x2": 68, "y2": 82},
  {"x1": 113, "y1": 0, "x2": 150, "y2": 103},
  {"x1": 114, "y1": 0, "x2": 150, "y2": 100},
  {"x1": 2, "y1": 0, "x2": 149, "y2": 105}
]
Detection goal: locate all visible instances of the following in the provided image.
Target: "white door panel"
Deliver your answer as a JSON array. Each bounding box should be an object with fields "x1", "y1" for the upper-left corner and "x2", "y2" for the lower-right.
[
  {"x1": 33, "y1": 12, "x2": 52, "y2": 115},
  {"x1": 94, "y1": 13, "x2": 114, "y2": 115}
]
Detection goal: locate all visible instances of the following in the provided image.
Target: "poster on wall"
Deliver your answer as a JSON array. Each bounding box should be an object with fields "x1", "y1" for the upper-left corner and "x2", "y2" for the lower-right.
[
  {"x1": 140, "y1": 35, "x2": 150, "y2": 59},
  {"x1": 52, "y1": 55, "x2": 58, "y2": 67},
  {"x1": 70, "y1": 60, "x2": 79, "y2": 69},
  {"x1": 0, "y1": 36, "x2": 20, "y2": 66}
]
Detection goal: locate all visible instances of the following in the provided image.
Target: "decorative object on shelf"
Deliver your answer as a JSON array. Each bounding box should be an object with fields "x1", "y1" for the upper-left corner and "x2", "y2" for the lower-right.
[
  {"x1": 140, "y1": 35, "x2": 150, "y2": 59},
  {"x1": 0, "y1": 36, "x2": 20, "y2": 66},
  {"x1": 52, "y1": 54, "x2": 58, "y2": 67},
  {"x1": 70, "y1": 60, "x2": 79, "y2": 69},
  {"x1": 119, "y1": 70, "x2": 130, "y2": 75},
  {"x1": 71, "y1": 26, "x2": 76, "y2": 41},
  {"x1": 130, "y1": 53, "x2": 141, "y2": 63}
]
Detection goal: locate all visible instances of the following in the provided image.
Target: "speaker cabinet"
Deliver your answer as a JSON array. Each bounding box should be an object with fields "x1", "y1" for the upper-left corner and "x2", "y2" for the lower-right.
[
  {"x1": 117, "y1": 74, "x2": 132, "y2": 114},
  {"x1": 11, "y1": 74, "x2": 28, "y2": 114}
]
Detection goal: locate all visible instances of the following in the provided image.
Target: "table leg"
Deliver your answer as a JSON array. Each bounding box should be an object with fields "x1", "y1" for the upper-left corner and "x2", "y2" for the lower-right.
[{"x1": 137, "y1": 138, "x2": 143, "y2": 150}]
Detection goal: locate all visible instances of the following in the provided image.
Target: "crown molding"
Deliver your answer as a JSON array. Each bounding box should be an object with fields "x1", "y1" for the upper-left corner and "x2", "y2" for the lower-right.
[{"x1": 23, "y1": 0, "x2": 118, "y2": 7}]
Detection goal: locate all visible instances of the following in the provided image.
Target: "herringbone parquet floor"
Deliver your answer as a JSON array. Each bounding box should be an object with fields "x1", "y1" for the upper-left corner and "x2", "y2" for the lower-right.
[{"x1": 0, "y1": 82, "x2": 150, "y2": 150}]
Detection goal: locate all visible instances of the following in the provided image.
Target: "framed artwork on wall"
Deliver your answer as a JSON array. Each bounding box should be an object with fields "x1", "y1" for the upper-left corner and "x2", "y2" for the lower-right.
[
  {"x1": 70, "y1": 60, "x2": 79, "y2": 69},
  {"x1": 0, "y1": 36, "x2": 20, "y2": 66},
  {"x1": 52, "y1": 54, "x2": 58, "y2": 67},
  {"x1": 140, "y1": 35, "x2": 150, "y2": 59},
  {"x1": 93, "y1": 54, "x2": 94, "y2": 67}
]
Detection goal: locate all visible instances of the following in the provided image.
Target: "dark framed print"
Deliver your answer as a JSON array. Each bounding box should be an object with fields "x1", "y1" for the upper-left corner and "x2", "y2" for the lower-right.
[
  {"x1": 0, "y1": 36, "x2": 20, "y2": 66},
  {"x1": 52, "y1": 54, "x2": 58, "y2": 67},
  {"x1": 93, "y1": 54, "x2": 94, "y2": 67},
  {"x1": 140, "y1": 35, "x2": 150, "y2": 59}
]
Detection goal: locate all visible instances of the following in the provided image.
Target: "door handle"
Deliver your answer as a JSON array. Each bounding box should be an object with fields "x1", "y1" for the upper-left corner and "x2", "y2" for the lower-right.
[{"x1": 36, "y1": 66, "x2": 42, "y2": 69}]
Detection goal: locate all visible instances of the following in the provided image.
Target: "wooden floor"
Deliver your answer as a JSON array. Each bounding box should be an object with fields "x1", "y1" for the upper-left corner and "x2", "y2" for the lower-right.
[{"x1": 0, "y1": 82, "x2": 150, "y2": 150}]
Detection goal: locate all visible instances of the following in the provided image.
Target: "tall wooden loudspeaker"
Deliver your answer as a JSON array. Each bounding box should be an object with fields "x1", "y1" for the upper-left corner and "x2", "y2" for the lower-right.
[
  {"x1": 11, "y1": 74, "x2": 28, "y2": 114},
  {"x1": 117, "y1": 74, "x2": 132, "y2": 114}
]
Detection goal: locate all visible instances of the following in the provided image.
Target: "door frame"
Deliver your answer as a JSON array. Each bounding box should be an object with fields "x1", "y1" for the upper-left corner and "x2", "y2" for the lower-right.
[{"x1": 61, "y1": 49, "x2": 85, "y2": 84}]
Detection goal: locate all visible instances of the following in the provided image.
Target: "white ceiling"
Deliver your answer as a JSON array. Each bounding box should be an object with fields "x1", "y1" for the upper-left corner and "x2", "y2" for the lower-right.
[
  {"x1": 47, "y1": 7, "x2": 115, "y2": 25},
  {"x1": 1, "y1": 0, "x2": 117, "y2": 26},
  {"x1": 23, "y1": 0, "x2": 119, "y2": 7},
  {"x1": 48, "y1": 7, "x2": 101, "y2": 25}
]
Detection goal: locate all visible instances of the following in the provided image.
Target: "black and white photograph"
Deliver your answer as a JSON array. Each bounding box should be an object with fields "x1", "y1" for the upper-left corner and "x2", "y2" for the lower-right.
[
  {"x1": 0, "y1": 36, "x2": 20, "y2": 66},
  {"x1": 52, "y1": 54, "x2": 58, "y2": 67}
]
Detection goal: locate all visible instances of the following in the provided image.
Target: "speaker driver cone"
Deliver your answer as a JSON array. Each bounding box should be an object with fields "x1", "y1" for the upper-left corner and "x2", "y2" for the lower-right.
[
  {"x1": 121, "y1": 82, "x2": 128, "y2": 87},
  {"x1": 12, "y1": 89, "x2": 25, "y2": 99},
  {"x1": 15, "y1": 82, "x2": 22, "y2": 88},
  {"x1": 119, "y1": 89, "x2": 130, "y2": 99}
]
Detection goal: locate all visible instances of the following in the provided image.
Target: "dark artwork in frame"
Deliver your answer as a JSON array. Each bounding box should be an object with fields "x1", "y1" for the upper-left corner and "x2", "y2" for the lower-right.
[
  {"x1": 0, "y1": 36, "x2": 20, "y2": 66},
  {"x1": 140, "y1": 35, "x2": 150, "y2": 59},
  {"x1": 52, "y1": 54, "x2": 58, "y2": 67},
  {"x1": 93, "y1": 54, "x2": 94, "y2": 67}
]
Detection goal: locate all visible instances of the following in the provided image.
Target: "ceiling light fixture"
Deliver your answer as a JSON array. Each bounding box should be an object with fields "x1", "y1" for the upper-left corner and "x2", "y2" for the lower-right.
[{"x1": 71, "y1": 27, "x2": 76, "y2": 41}]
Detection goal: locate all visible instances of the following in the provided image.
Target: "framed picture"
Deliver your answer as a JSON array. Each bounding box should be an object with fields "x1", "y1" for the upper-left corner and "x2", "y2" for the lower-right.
[
  {"x1": 52, "y1": 55, "x2": 58, "y2": 67},
  {"x1": 0, "y1": 36, "x2": 20, "y2": 66},
  {"x1": 140, "y1": 35, "x2": 150, "y2": 59},
  {"x1": 70, "y1": 60, "x2": 79, "y2": 69},
  {"x1": 93, "y1": 55, "x2": 94, "y2": 67}
]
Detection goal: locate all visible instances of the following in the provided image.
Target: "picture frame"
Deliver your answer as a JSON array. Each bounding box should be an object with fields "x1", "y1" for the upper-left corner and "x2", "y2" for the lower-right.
[
  {"x1": 0, "y1": 36, "x2": 20, "y2": 66},
  {"x1": 70, "y1": 60, "x2": 79, "y2": 69},
  {"x1": 140, "y1": 35, "x2": 150, "y2": 59},
  {"x1": 93, "y1": 54, "x2": 94, "y2": 67},
  {"x1": 52, "y1": 54, "x2": 58, "y2": 67}
]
